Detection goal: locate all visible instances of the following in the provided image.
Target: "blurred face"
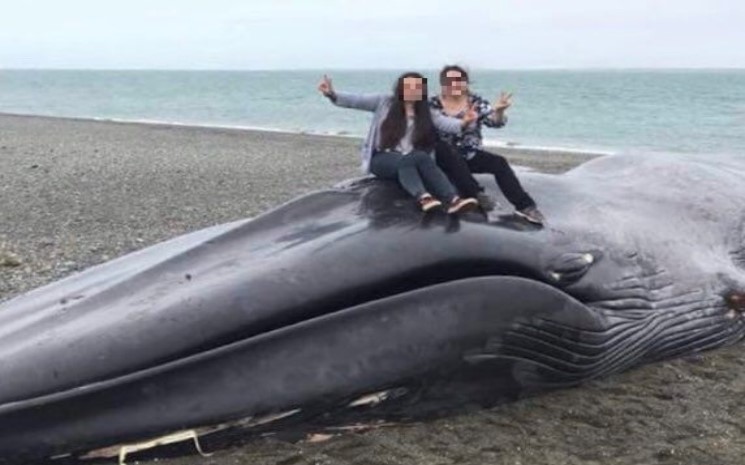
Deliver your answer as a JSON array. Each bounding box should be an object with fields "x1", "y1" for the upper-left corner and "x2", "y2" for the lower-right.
[
  {"x1": 441, "y1": 70, "x2": 469, "y2": 97},
  {"x1": 401, "y1": 77, "x2": 425, "y2": 102}
]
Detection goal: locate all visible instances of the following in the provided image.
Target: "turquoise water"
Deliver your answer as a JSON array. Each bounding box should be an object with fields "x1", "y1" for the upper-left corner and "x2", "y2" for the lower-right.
[{"x1": 1, "y1": 69, "x2": 744, "y2": 154}]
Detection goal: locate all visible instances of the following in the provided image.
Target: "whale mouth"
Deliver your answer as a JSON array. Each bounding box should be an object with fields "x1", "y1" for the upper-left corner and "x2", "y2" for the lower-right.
[
  {"x1": 0, "y1": 243, "x2": 597, "y2": 412},
  {"x1": 179, "y1": 251, "x2": 598, "y2": 363}
]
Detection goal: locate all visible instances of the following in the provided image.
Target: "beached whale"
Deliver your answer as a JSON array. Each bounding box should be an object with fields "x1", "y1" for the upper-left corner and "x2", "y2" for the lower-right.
[{"x1": 0, "y1": 152, "x2": 744, "y2": 463}]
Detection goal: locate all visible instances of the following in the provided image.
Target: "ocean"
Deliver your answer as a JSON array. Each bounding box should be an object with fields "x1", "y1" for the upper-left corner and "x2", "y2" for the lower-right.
[{"x1": 1, "y1": 69, "x2": 744, "y2": 155}]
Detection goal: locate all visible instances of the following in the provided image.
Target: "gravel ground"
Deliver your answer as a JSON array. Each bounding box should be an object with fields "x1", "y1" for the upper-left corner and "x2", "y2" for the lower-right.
[{"x1": 1, "y1": 113, "x2": 743, "y2": 465}]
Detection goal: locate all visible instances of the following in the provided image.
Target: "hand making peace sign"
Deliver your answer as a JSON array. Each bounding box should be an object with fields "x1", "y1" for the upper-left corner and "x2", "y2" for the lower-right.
[
  {"x1": 318, "y1": 75, "x2": 335, "y2": 98},
  {"x1": 494, "y1": 91, "x2": 513, "y2": 112}
]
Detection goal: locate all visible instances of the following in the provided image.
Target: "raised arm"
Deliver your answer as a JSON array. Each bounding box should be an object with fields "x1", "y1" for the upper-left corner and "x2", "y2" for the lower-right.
[
  {"x1": 318, "y1": 75, "x2": 386, "y2": 112},
  {"x1": 480, "y1": 92, "x2": 510, "y2": 129},
  {"x1": 431, "y1": 104, "x2": 480, "y2": 134}
]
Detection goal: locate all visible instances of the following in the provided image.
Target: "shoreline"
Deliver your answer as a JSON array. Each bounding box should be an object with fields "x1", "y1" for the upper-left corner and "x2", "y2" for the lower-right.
[{"x1": 0, "y1": 111, "x2": 617, "y2": 158}]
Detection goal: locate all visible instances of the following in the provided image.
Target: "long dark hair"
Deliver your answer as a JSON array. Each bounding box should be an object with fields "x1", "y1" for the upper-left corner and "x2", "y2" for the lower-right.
[{"x1": 379, "y1": 72, "x2": 437, "y2": 152}]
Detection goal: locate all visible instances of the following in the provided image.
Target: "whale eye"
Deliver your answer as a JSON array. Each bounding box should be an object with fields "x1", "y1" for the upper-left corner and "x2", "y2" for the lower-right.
[{"x1": 547, "y1": 251, "x2": 598, "y2": 284}]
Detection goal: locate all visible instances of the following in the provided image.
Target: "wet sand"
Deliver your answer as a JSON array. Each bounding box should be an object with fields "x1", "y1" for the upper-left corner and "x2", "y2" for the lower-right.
[{"x1": 1, "y1": 113, "x2": 743, "y2": 465}]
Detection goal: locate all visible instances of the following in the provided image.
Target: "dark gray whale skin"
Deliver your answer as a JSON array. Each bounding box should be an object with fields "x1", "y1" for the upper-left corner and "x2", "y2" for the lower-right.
[{"x1": 1, "y1": 152, "x2": 745, "y2": 462}]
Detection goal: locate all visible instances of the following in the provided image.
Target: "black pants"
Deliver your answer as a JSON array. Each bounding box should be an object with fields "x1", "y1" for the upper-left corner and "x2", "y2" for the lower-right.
[{"x1": 435, "y1": 141, "x2": 536, "y2": 210}]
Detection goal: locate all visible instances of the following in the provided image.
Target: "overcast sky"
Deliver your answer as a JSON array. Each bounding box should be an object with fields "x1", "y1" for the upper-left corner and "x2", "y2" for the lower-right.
[{"x1": 1, "y1": 0, "x2": 744, "y2": 69}]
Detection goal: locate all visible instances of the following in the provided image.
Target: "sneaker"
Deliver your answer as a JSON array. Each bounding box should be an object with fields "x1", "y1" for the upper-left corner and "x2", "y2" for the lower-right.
[
  {"x1": 476, "y1": 192, "x2": 497, "y2": 211},
  {"x1": 447, "y1": 196, "x2": 479, "y2": 214},
  {"x1": 418, "y1": 194, "x2": 443, "y2": 212},
  {"x1": 515, "y1": 206, "x2": 546, "y2": 224}
]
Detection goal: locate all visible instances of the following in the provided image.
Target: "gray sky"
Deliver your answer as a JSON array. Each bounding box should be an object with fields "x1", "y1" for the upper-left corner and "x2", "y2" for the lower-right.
[{"x1": 2, "y1": 0, "x2": 744, "y2": 69}]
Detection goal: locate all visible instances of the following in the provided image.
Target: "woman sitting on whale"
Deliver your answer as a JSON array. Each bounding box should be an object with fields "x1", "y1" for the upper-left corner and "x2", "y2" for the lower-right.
[
  {"x1": 430, "y1": 65, "x2": 545, "y2": 224},
  {"x1": 318, "y1": 72, "x2": 479, "y2": 213}
]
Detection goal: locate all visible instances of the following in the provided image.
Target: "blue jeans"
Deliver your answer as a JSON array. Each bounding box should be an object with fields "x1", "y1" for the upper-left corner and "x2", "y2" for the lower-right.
[{"x1": 370, "y1": 150, "x2": 457, "y2": 202}]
